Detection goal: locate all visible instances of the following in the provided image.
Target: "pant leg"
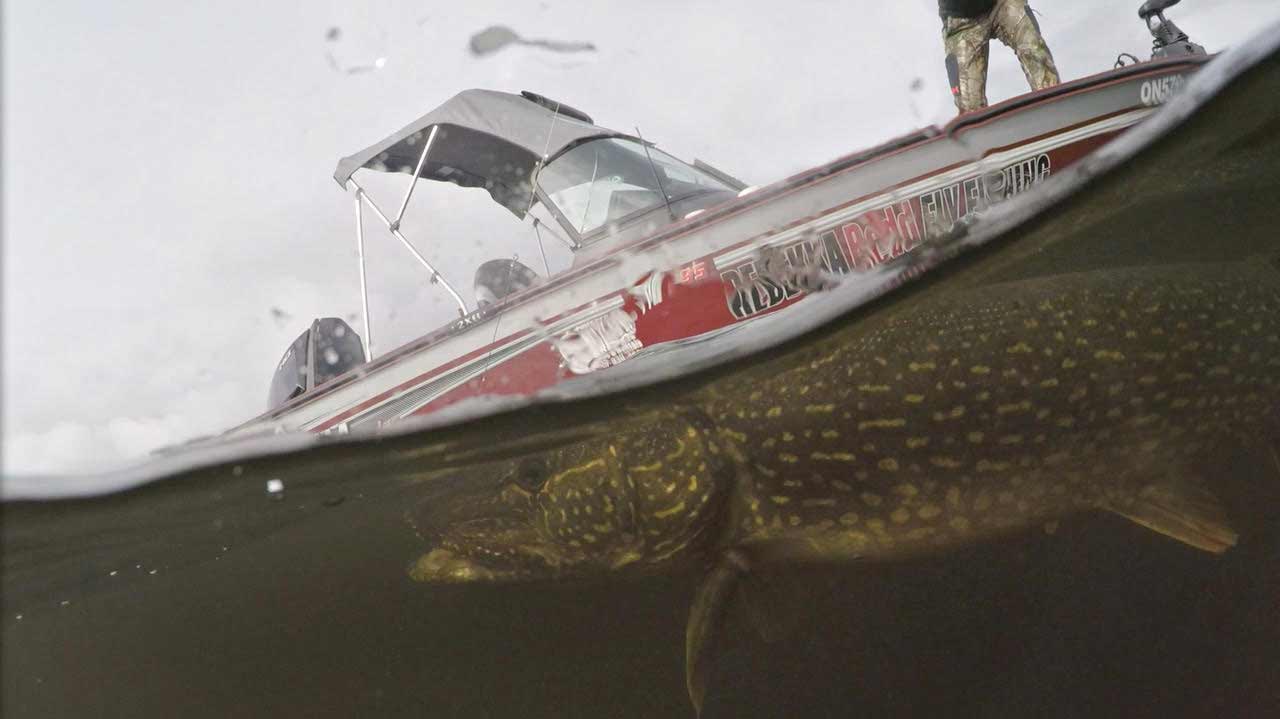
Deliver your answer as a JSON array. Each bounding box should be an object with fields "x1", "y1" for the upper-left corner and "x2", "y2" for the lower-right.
[
  {"x1": 943, "y1": 15, "x2": 993, "y2": 113},
  {"x1": 992, "y1": 0, "x2": 1061, "y2": 91}
]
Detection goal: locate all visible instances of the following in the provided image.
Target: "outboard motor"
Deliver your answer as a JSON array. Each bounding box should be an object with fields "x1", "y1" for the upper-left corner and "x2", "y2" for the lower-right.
[
  {"x1": 1139, "y1": 0, "x2": 1206, "y2": 59},
  {"x1": 267, "y1": 317, "x2": 366, "y2": 411}
]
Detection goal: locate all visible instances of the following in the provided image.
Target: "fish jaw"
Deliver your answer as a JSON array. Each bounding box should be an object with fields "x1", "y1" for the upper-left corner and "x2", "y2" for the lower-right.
[
  {"x1": 409, "y1": 547, "x2": 557, "y2": 583},
  {"x1": 407, "y1": 409, "x2": 735, "y2": 584}
]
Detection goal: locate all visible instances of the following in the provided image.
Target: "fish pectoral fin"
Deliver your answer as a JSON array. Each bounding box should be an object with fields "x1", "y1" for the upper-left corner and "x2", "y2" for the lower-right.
[
  {"x1": 686, "y1": 550, "x2": 751, "y2": 716},
  {"x1": 738, "y1": 569, "x2": 790, "y2": 645},
  {"x1": 1104, "y1": 479, "x2": 1238, "y2": 554}
]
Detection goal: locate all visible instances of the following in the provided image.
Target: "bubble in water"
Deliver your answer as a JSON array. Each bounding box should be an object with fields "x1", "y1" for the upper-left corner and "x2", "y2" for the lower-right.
[
  {"x1": 470, "y1": 25, "x2": 520, "y2": 56},
  {"x1": 908, "y1": 76, "x2": 927, "y2": 122},
  {"x1": 469, "y1": 24, "x2": 596, "y2": 57},
  {"x1": 269, "y1": 307, "x2": 292, "y2": 328}
]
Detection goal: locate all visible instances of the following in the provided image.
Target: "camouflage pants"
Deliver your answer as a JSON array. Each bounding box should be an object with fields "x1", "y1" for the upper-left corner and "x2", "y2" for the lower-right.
[{"x1": 943, "y1": 0, "x2": 1061, "y2": 113}]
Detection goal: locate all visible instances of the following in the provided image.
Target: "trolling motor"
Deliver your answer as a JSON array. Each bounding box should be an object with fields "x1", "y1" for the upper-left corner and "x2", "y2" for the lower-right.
[{"x1": 1139, "y1": 0, "x2": 1206, "y2": 59}]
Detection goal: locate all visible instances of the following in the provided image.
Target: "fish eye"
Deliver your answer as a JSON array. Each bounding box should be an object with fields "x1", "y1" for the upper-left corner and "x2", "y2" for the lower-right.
[{"x1": 511, "y1": 457, "x2": 550, "y2": 493}]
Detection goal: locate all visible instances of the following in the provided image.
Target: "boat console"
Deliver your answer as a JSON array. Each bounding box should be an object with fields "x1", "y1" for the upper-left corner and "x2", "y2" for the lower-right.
[
  {"x1": 262, "y1": 90, "x2": 747, "y2": 412},
  {"x1": 474, "y1": 259, "x2": 542, "y2": 308},
  {"x1": 328, "y1": 90, "x2": 742, "y2": 349}
]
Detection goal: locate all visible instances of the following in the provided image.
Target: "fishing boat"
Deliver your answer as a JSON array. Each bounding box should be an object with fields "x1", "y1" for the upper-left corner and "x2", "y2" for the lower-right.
[
  {"x1": 232, "y1": 0, "x2": 1211, "y2": 440},
  {"x1": 5, "y1": 10, "x2": 1279, "y2": 719}
]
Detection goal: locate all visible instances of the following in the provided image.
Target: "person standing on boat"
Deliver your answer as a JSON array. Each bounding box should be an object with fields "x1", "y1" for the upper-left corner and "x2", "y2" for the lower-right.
[{"x1": 939, "y1": 0, "x2": 1061, "y2": 113}]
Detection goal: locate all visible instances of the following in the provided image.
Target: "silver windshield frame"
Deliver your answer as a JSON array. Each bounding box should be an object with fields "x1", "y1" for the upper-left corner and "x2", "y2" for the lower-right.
[{"x1": 535, "y1": 138, "x2": 733, "y2": 245}]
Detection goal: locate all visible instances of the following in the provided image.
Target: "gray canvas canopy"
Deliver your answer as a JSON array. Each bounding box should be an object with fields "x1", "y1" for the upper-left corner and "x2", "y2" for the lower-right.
[{"x1": 333, "y1": 89, "x2": 629, "y2": 217}]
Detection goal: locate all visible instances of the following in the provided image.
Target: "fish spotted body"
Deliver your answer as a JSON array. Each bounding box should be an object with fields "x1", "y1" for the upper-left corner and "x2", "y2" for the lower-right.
[
  {"x1": 405, "y1": 259, "x2": 1280, "y2": 712},
  {"x1": 411, "y1": 263, "x2": 1278, "y2": 581}
]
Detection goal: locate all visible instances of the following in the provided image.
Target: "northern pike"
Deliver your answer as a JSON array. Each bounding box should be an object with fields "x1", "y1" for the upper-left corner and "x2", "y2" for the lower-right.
[{"x1": 404, "y1": 258, "x2": 1280, "y2": 713}]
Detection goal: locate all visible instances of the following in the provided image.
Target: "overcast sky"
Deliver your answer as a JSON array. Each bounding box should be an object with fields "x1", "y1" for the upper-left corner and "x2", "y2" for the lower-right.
[{"x1": 4, "y1": 0, "x2": 1278, "y2": 479}]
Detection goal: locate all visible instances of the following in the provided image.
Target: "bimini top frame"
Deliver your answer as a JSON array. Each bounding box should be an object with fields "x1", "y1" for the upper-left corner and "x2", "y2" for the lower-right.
[
  {"x1": 334, "y1": 89, "x2": 631, "y2": 359},
  {"x1": 335, "y1": 89, "x2": 628, "y2": 216}
]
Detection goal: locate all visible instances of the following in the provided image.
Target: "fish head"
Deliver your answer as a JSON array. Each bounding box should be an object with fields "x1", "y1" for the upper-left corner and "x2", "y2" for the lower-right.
[{"x1": 408, "y1": 409, "x2": 731, "y2": 584}]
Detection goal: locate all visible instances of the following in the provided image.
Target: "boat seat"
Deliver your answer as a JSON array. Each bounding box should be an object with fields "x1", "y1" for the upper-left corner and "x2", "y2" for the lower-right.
[{"x1": 474, "y1": 258, "x2": 541, "y2": 308}]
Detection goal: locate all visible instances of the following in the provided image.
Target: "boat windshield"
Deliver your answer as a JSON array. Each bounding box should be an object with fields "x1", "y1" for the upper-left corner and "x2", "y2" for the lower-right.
[{"x1": 537, "y1": 138, "x2": 732, "y2": 237}]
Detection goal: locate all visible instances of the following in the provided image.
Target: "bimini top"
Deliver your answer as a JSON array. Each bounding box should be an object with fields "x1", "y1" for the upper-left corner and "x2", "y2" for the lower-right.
[{"x1": 332, "y1": 89, "x2": 630, "y2": 217}]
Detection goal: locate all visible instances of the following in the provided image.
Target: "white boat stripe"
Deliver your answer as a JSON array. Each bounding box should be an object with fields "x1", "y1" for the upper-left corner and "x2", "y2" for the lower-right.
[
  {"x1": 300, "y1": 296, "x2": 627, "y2": 429},
  {"x1": 712, "y1": 108, "x2": 1151, "y2": 268}
]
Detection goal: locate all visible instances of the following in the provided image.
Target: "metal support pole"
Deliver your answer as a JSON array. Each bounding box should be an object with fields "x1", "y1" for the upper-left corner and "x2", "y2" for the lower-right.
[
  {"x1": 533, "y1": 221, "x2": 552, "y2": 277},
  {"x1": 635, "y1": 126, "x2": 676, "y2": 222},
  {"x1": 390, "y1": 125, "x2": 438, "y2": 232},
  {"x1": 533, "y1": 216, "x2": 579, "y2": 251},
  {"x1": 351, "y1": 188, "x2": 374, "y2": 361},
  {"x1": 349, "y1": 178, "x2": 469, "y2": 317}
]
